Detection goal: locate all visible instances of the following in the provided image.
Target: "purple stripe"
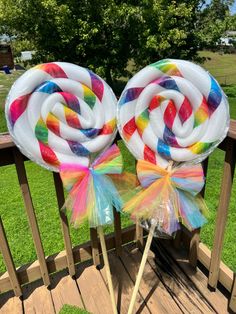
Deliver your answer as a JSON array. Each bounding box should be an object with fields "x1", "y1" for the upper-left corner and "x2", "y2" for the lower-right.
[{"x1": 119, "y1": 87, "x2": 144, "y2": 106}]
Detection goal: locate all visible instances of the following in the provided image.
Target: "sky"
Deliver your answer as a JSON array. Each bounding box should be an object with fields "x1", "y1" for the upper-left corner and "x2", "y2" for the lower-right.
[
  {"x1": 204, "y1": 0, "x2": 236, "y2": 14},
  {"x1": 231, "y1": 1, "x2": 236, "y2": 14}
]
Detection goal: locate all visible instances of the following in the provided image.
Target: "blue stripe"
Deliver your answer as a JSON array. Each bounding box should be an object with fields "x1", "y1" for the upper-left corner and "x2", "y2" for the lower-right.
[
  {"x1": 67, "y1": 100, "x2": 80, "y2": 114},
  {"x1": 67, "y1": 140, "x2": 90, "y2": 156},
  {"x1": 208, "y1": 76, "x2": 222, "y2": 114},
  {"x1": 80, "y1": 128, "x2": 100, "y2": 138},
  {"x1": 119, "y1": 87, "x2": 144, "y2": 106},
  {"x1": 163, "y1": 126, "x2": 180, "y2": 148},
  {"x1": 158, "y1": 77, "x2": 179, "y2": 91},
  {"x1": 35, "y1": 81, "x2": 62, "y2": 94},
  {"x1": 157, "y1": 139, "x2": 171, "y2": 158}
]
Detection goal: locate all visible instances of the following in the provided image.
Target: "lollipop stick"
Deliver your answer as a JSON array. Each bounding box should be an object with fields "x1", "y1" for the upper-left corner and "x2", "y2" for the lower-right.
[
  {"x1": 128, "y1": 161, "x2": 173, "y2": 314},
  {"x1": 97, "y1": 226, "x2": 118, "y2": 314},
  {"x1": 127, "y1": 222, "x2": 156, "y2": 314}
]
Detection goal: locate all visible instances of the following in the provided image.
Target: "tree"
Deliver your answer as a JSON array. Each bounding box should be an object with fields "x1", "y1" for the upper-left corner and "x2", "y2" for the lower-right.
[
  {"x1": 132, "y1": 0, "x2": 201, "y2": 69},
  {"x1": 0, "y1": 0, "x2": 144, "y2": 87},
  {"x1": 0, "y1": 0, "x2": 229, "y2": 89},
  {"x1": 227, "y1": 13, "x2": 236, "y2": 30},
  {"x1": 196, "y1": 0, "x2": 233, "y2": 49}
]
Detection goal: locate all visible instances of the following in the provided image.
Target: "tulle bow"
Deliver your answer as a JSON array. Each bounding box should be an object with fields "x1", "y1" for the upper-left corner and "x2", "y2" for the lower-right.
[
  {"x1": 59, "y1": 144, "x2": 123, "y2": 227},
  {"x1": 124, "y1": 160, "x2": 208, "y2": 235}
]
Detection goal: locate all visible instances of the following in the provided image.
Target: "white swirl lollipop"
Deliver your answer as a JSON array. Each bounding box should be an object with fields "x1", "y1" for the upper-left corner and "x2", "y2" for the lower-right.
[
  {"x1": 5, "y1": 62, "x2": 117, "y2": 171},
  {"x1": 118, "y1": 60, "x2": 230, "y2": 314},
  {"x1": 118, "y1": 59, "x2": 229, "y2": 167}
]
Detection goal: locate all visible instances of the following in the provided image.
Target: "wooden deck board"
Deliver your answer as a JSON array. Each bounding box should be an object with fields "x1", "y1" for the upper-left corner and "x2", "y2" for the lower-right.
[
  {"x1": 150, "y1": 239, "x2": 217, "y2": 314},
  {"x1": 100, "y1": 250, "x2": 150, "y2": 314},
  {"x1": 50, "y1": 269, "x2": 84, "y2": 313},
  {"x1": 0, "y1": 290, "x2": 23, "y2": 314},
  {"x1": 22, "y1": 279, "x2": 55, "y2": 314},
  {"x1": 121, "y1": 244, "x2": 182, "y2": 314},
  {"x1": 165, "y1": 242, "x2": 229, "y2": 313},
  {"x1": 75, "y1": 260, "x2": 113, "y2": 314},
  {"x1": 0, "y1": 242, "x2": 232, "y2": 314}
]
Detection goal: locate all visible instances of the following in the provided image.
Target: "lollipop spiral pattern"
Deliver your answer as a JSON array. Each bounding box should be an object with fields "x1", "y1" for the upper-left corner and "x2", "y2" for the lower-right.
[
  {"x1": 5, "y1": 62, "x2": 117, "y2": 171},
  {"x1": 118, "y1": 59, "x2": 229, "y2": 167}
]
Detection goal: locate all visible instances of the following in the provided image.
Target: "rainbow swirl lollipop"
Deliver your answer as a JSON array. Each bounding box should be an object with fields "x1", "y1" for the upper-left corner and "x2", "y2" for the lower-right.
[
  {"x1": 118, "y1": 59, "x2": 229, "y2": 167},
  {"x1": 5, "y1": 62, "x2": 117, "y2": 171},
  {"x1": 5, "y1": 62, "x2": 122, "y2": 314},
  {"x1": 118, "y1": 59, "x2": 230, "y2": 314}
]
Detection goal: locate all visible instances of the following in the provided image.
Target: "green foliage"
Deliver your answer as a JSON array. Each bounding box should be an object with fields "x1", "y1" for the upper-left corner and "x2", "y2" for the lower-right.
[
  {"x1": 0, "y1": 0, "x2": 144, "y2": 87},
  {"x1": 228, "y1": 13, "x2": 236, "y2": 30},
  {"x1": 11, "y1": 39, "x2": 36, "y2": 62},
  {"x1": 1, "y1": 1, "x2": 233, "y2": 87},
  {"x1": 59, "y1": 305, "x2": 91, "y2": 314},
  {"x1": 133, "y1": 0, "x2": 200, "y2": 68},
  {"x1": 1, "y1": 0, "x2": 226, "y2": 89},
  {"x1": 196, "y1": 0, "x2": 233, "y2": 49}
]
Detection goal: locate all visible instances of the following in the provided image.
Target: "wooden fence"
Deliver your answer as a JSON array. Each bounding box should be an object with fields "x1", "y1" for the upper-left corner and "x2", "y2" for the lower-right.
[{"x1": 0, "y1": 120, "x2": 236, "y2": 312}]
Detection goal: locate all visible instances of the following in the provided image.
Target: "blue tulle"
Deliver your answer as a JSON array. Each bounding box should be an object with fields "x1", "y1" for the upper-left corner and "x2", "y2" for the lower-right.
[
  {"x1": 177, "y1": 189, "x2": 207, "y2": 229},
  {"x1": 90, "y1": 170, "x2": 123, "y2": 227}
]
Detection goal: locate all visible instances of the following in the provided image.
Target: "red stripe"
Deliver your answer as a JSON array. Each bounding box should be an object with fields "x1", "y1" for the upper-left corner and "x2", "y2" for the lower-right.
[
  {"x1": 144, "y1": 145, "x2": 156, "y2": 164},
  {"x1": 123, "y1": 117, "x2": 136, "y2": 140},
  {"x1": 91, "y1": 74, "x2": 104, "y2": 102},
  {"x1": 59, "y1": 92, "x2": 78, "y2": 106},
  {"x1": 40, "y1": 63, "x2": 67, "y2": 78},
  {"x1": 163, "y1": 100, "x2": 177, "y2": 129},
  {"x1": 39, "y1": 142, "x2": 60, "y2": 167},
  {"x1": 46, "y1": 117, "x2": 60, "y2": 136},
  {"x1": 199, "y1": 96, "x2": 208, "y2": 113},
  {"x1": 100, "y1": 123, "x2": 113, "y2": 135},
  {"x1": 10, "y1": 94, "x2": 31, "y2": 126},
  {"x1": 149, "y1": 95, "x2": 162, "y2": 111},
  {"x1": 178, "y1": 97, "x2": 192, "y2": 124},
  {"x1": 66, "y1": 115, "x2": 81, "y2": 129}
]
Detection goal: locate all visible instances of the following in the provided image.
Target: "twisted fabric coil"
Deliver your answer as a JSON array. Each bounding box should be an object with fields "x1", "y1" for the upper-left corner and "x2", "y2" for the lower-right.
[
  {"x1": 118, "y1": 59, "x2": 229, "y2": 168},
  {"x1": 5, "y1": 62, "x2": 117, "y2": 171}
]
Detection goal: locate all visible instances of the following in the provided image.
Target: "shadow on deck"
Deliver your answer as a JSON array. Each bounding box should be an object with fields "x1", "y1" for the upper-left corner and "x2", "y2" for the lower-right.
[{"x1": 0, "y1": 240, "x2": 230, "y2": 314}]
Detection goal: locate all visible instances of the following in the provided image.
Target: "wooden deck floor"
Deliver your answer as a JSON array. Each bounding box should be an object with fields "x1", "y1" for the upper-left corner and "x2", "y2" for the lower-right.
[{"x1": 0, "y1": 240, "x2": 230, "y2": 314}]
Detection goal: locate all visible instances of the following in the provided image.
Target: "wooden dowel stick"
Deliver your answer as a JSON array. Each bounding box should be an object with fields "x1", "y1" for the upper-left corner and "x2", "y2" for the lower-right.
[
  {"x1": 128, "y1": 161, "x2": 172, "y2": 314},
  {"x1": 97, "y1": 226, "x2": 117, "y2": 314},
  {"x1": 128, "y1": 222, "x2": 156, "y2": 314}
]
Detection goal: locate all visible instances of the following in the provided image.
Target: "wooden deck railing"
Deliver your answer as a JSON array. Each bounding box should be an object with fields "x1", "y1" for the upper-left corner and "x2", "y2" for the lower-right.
[{"x1": 0, "y1": 120, "x2": 236, "y2": 312}]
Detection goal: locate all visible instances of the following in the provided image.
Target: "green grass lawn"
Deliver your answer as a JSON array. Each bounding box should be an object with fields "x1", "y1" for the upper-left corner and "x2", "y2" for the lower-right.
[
  {"x1": 198, "y1": 50, "x2": 236, "y2": 85},
  {"x1": 0, "y1": 52, "x2": 235, "y2": 275},
  {"x1": 0, "y1": 71, "x2": 24, "y2": 132}
]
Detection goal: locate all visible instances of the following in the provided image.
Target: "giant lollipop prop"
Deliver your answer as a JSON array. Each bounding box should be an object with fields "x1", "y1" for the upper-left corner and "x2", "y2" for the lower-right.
[
  {"x1": 5, "y1": 62, "x2": 119, "y2": 313},
  {"x1": 117, "y1": 59, "x2": 229, "y2": 314}
]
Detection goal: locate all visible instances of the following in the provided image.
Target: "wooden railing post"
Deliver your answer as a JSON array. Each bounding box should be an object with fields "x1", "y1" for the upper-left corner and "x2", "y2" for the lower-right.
[
  {"x1": 13, "y1": 148, "x2": 50, "y2": 286},
  {"x1": 0, "y1": 217, "x2": 22, "y2": 297},
  {"x1": 189, "y1": 228, "x2": 201, "y2": 268},
  {"x1": 113, "y1": 209, "x2": 122, "y2": 256},
  {"x1": 173, "y1": 230, "x2": 182, "y2": 249},
  {"x1": 90, "y1": 228, "x2": 101, "y2": 266},
  {"x1": 113, "y1": 137, "x2": 123, "y2": 255},
  {"x1": 208, "y1": 139, "x2": 236, "y2": 289},
  {"x1": 133, "y1": 158, "x2": 144, "y2": 250},
  {"x1": 53, "y1": 172, "x2": 76, "y2": 276},
  {"x1": 229, "y1": 276, "x2": 236, "y2": 312},
  {"x1": 189, "y1": 157, "x2": 209, "y2": 268},
  {"x1": 136, "y1": 219, "x2": 144, "y2": 249}
]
